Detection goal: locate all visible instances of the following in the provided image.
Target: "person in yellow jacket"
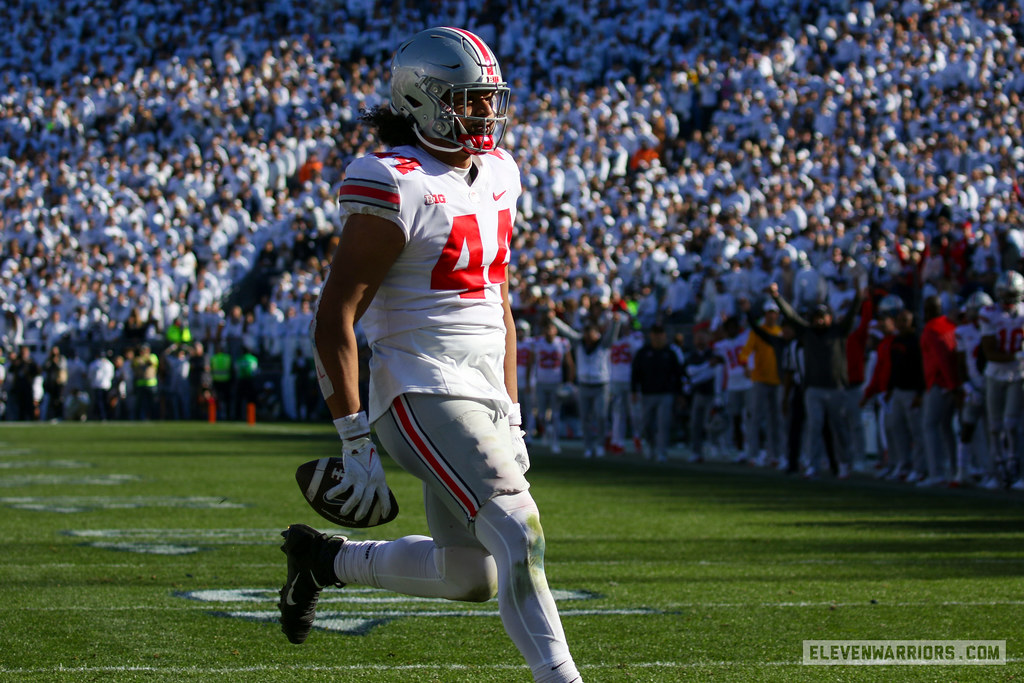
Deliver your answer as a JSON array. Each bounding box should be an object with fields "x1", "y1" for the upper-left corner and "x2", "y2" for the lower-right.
[
  {"x1": 210, "y1": 345, "x2": 234, "y2": 420},
  {"x1": 166, "y1": 316, "x2": 193, "y2": 346},
  {"x1": 739, "y1": 298, "x2": 784, "y2": 467},
  {"x1": 132, "y1": 344, "x2": 159, "y2": 420}
]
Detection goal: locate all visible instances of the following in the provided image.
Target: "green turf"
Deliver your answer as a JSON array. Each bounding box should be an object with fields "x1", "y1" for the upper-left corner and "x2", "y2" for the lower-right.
[{"x1": 0, "y1": 421, "x2": 1022, "y2": 682}]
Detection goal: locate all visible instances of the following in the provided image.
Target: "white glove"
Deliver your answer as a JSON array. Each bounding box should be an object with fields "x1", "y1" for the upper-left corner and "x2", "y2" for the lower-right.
[
  {"x1": 508, "y1": 402, "x2": 530, "y2": 474},
  {"x1": 327, "y1": 414, "x2": 392, "y2": 521}
]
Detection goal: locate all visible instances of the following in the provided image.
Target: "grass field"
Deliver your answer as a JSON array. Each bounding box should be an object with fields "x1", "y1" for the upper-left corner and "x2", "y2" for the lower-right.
[{"x1": 1, "y1": 421, "x2": 1022, "y2": 682}]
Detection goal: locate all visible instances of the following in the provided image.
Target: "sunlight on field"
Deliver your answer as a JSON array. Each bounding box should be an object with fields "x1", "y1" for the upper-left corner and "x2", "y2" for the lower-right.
[{"x1": 0, "y1": 422, "x2": 1022, "y2": 682}]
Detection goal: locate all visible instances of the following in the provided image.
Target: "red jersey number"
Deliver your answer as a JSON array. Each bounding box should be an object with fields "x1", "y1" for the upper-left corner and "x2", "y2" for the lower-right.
[
  {"x1": 430, "y1": 209, "x2": 512, "y2": 299},
  {"x1": 997, "y1": 328, "x2": 1024, "y2": 354},
  {"x1": 610, "y1": 346, "x2": 633, "y2": 364},
  {"x1": 538, "y1": 350, "x2": 562, "y2": 368},
  {"x1": 372, "y1": 152, "x2": 422, "y2": 175}
]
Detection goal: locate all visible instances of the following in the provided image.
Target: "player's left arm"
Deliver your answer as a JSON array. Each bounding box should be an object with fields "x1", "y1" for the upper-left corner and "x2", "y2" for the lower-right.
[
  {"x1": 502, "y1": 274, "x2": 518, "y2": 404},
  {"x1": 314, "y1": 213, "x2": 405, "y2": 418},
  {"x1": 502, "y1": 274, "x2": 530, "y2": 473},
  {"x1": 313, "y1": 212, "x2": 405, "y2": 520}
]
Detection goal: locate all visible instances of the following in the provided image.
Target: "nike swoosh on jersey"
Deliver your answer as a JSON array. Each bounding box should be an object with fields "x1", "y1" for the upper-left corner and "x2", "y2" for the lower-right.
[{"x1": 492, "y1": 190, "x2": 506, "y2": 201}]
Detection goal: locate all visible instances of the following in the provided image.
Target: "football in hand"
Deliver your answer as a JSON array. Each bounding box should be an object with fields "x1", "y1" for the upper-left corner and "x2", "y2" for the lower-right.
[{"x1": 294, "y1": 457, "x2": 399, "y2": 528}]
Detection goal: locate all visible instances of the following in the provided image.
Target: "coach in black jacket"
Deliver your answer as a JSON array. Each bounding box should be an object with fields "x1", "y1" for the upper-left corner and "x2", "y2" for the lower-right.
[
  {"x1": 767, "y1": 283, "x2": 863, "y2": 478},
  {"x1": 631, "y1": 324, "x2": 683, "y2": 462}
]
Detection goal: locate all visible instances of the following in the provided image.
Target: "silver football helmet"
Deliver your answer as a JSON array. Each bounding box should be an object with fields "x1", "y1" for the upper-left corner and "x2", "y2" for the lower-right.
[
  {"x1": 876, "y1": 294, "x2": 904, "y2": 318},
  {"x1": 995, "y1": 270, "x2": 1024, "y2": 305},
  {"x1": 390, "y1": 27, "x2": 510, "y2": 155},
  {"x1": 963, "y1": 290, "x2": 993, "y2": 318}
]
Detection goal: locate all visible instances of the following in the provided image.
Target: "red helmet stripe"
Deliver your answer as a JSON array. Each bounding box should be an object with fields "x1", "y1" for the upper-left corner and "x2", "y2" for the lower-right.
[{"x1": 445, "y1": 26, "x2": 496, "y2": 68}]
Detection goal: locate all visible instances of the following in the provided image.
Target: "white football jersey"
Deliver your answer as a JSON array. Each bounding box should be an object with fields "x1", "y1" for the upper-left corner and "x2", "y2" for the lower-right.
[
  {"x1": 533, "y1": 335, "x2": 571, "y2": 385},
  {"x1": 714, "y1": 329, "x2": 753, "y2": 392},
  {"x1": 954, "y1": 322, "x2": 983, "y2": 388},
  {"x1": 609, "y1": 331, "x2": 644, "y2": 383},
  {"x1": 978, "y1": 303, "x2": 1024, "y2": 381},
  {"x1": 337, "y1": 145, "x2": 522, "y2": 421}
]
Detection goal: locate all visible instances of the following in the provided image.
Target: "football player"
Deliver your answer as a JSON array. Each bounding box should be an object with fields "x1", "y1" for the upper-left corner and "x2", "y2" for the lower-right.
[
  {"x1": 712, "y1": 315, "x2": 752, "y2": 462},
  {"x1": 862, "y1": 295, "x2": 903, "y2": 479},
  {"x1": 607, "y1": 322, "x2": 645, "y2": 454},
  {"x1": 979, "y1": 270, "x2": 1024, "y2": 489},
  {"x1": 532, "y1": 316, "x2": 575, "y2": 454},
  {"x1": 278, "y1": 28, "x2": 583, "y2": 683},
  {"x1": 955, "y1": 291, "x2": 994, "y2": 487},
  {"x1": 515, "y1": 319, "x2": 536, "y2": 441}
]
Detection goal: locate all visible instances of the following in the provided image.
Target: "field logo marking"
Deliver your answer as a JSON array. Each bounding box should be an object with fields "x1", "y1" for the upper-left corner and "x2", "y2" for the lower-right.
[
  {"x1": 177, "y1": 587, "x2": 658, "y2": 636},
  {"x1": 178, "y1": 587, "x2": 599, "y2": 605},
  {"x1": 0, "y1": 473, "x2": 140, "y2": 488},
  {"x1": 83, "y1": 541, "x2": 203, "y2": 555},
  {"x1": 3, "y1": 496, "x2": 247, "y2": 513},
  {"x1": 0, "y1": 460, "x2": 92, "y2": 470},
  {"x1": 62, "y1": 528, "x2": 281, "y2": 555}
]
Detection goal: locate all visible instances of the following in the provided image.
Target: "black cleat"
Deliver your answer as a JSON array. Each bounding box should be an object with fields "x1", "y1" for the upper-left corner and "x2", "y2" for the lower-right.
[{"x1": 277, "y1": 523, "x2": 346, "y2": 644}]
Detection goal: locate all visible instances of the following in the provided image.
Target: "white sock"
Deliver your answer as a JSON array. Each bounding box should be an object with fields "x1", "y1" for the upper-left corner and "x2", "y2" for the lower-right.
[
  {"x1": 334, "y1": 539, "x2": 384, "y2": 588},
  {"x1": 534, "y1": 659, "x2": 583, "y2": 683},
  {"x1": 334, "y1": 534, "x2": 496, "y2": 601}
]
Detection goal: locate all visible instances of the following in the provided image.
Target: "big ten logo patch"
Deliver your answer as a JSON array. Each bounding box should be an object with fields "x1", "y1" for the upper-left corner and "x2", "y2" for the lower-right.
[{"x1": 424, "y1": 193, "x2": 447, "y2": 205}]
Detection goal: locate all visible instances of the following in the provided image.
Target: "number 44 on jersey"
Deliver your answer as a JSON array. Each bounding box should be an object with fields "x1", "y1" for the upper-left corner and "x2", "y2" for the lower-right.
[{"x1": 430, "y1": 208, "x2": 512, "y2": 299}]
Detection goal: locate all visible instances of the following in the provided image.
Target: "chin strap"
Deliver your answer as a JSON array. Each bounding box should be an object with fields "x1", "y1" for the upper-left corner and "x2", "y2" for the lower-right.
[{"x1": 414, "y1": 126, "x2": 465, "y2": 154}]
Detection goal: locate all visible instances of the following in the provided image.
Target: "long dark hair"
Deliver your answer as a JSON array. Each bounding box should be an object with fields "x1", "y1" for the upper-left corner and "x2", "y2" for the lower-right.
[{"x1": 360, "y1": 105, "x2": 418, "y2": 147}]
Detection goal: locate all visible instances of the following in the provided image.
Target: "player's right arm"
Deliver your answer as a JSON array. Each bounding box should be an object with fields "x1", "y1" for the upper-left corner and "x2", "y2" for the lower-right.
[
  {"x1": 313, "y1": 213, "x2": 405, "y2": 418},
  {"x1": 980, "y1": 333, "x2": 1016, "y2": 363},
  {"x1": 978, "y1": 308, "x2": 1018, "y2": 363},
  {"x1": 954, "y1": 328, "x2": 971, "y2": 390}
]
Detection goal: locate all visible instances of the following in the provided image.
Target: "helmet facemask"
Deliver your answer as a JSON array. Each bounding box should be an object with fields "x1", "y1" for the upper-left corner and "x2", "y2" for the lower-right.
[
  {"x1": 426, "y1": 79, "x2": 510, "y2": 154},
  {"x1": 390, "y1": 27, "x2": 511, "y2": 155}
]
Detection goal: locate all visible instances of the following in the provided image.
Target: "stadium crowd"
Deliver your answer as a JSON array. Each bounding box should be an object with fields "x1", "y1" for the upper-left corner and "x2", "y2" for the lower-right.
[{"x1": 3, "y1": 0, "x2": 1024, "y2": 489}]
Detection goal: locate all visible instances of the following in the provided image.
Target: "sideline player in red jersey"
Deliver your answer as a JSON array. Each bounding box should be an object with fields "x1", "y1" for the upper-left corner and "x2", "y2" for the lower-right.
[{"x1": 276, "y1": 27, "x2": 583, "y2": 683}]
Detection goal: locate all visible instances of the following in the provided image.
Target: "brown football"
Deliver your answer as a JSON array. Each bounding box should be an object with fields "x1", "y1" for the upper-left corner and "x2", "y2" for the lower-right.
[{"x1": 294, "y1": 457, "x2": 399, "y2": 528}]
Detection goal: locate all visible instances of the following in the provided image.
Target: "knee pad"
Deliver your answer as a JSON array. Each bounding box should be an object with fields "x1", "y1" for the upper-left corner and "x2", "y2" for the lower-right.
[{"x1": 474, "y1": 491, "x2": 545, "y2": 573}]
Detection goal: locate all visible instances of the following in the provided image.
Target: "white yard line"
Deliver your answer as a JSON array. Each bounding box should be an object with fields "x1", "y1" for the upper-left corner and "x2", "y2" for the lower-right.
[
  {"x1": 2, "y1": 658, "x2": 1021, "y2": 675},
  {"x1": 17, "y1": 599, "x2": 1024, "y2": 612}
]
